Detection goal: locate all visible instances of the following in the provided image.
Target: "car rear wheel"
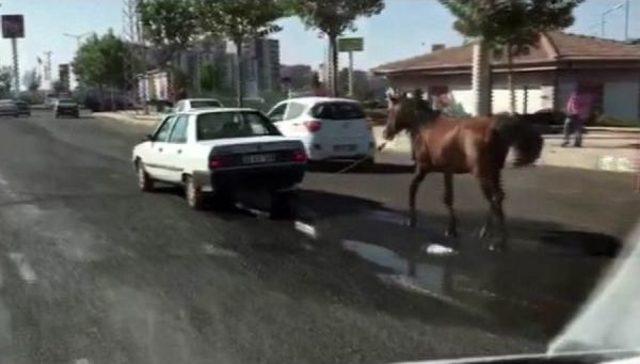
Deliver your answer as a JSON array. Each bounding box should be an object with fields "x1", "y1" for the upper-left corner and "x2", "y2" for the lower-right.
[
  {"x1": 185, "y1": 176, "x2": 205, "y2": 210},
  {"x1": 136, "y1": 162, "x2": 154, "y2": 192}
]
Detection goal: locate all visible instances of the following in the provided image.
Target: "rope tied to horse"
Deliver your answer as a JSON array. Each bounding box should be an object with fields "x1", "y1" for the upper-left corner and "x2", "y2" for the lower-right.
[{"x1": 332, "y1": 142, "x2": 388, "y2": 174}]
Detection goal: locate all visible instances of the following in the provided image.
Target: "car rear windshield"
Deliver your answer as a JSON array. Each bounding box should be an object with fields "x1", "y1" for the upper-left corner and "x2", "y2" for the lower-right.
[
  {"x1": 197, "y1": 111, "x2": 281, "y2": 140},
  {"x1": 311, "y1": 102, "x2": 365, "y2": 120},
  {"x1": 190, "y1": 100, "x2": 222, "y2": 109},
  {"x1": 59, "y1": 99, "x2": 76, "y2": 104}
]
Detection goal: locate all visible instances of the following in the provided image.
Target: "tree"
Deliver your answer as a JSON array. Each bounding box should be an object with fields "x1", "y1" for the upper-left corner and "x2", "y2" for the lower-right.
[
  {"x1": 290, "y1": 0, "x2": 384, "y2": 97},
  {"x1": 200, "y1": 62, "x2": 227, "y2": 93},
  {"x1": 139, "y1": 0, "x2": 199, "y2": 102},
  {"x1": 439, "y1": 0, "x2": 582, "y2": 115},
  {"x1": 73, "y1": 30, "x2": 130, "y2": 109},
  {"x1": 338, "y1": 68, "x2": 370, "y2": 100},
  {"x1": 138, "y1": 0, "x2": 199, "y2": 67},
  {"x1": 73, "y1": 31, "x2": 129, "y2": 90},
  {"x1": 0, "y1": 67, "x2": 13, "y2": 98},
  {"x1": 195, "y1": 0, "x2": 285, "y2": 107},
  {"x1": 490, "y1": 0, "x2": 582, "y2": 113},
  {"x1": 22, "y1": 69, "x2": 41, "y2": 92}
]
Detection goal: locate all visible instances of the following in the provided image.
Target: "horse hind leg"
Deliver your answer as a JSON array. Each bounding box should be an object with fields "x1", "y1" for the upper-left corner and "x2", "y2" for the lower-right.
[
  {"x1": 443, "y1": 173, "x2": 457, "y2": 238},
  {"x1": 408, "y1": 168, "x2": 427, "y2": 228},
  {"x1": 479, "y1": 174, "x2": 508, "y2": 251}
]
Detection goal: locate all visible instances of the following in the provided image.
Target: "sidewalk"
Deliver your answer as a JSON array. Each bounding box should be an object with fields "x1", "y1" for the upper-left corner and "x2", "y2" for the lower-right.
[
  {"x1": 94, "y1": 110, "x2": 161, "y2": 127},
  {"x1": 372, "y1": 126, "x2": 639, "y2": 173}
]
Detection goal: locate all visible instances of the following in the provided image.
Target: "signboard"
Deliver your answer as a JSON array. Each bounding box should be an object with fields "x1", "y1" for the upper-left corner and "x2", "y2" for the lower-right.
[
  {"x1": 2, "y1": 15, "x2": 24, "y2": 38},
  {"x1": 59, "y1": 64, "x2": 70, "y2": 91},
  {"x1": 338, "y1": 37, "x2": 364, "y2": 52}
]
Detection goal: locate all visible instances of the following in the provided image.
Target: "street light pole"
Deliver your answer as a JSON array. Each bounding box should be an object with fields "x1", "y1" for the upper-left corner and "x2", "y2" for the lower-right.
[
  {"x1": 624, "y1": 0, "x2": 630, "y2": 40},
  {"x1": 63, "y1": 32, "x2": 91, "y2": 49}
]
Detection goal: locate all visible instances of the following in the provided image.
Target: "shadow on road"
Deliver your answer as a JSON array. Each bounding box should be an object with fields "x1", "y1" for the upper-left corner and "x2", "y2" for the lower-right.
[
  {"x1": 308, "y1": 161, "x2": 414, "y2": 174},
  {"x1": 292, "y1": 188, "x2": 622, "y2": 340}
]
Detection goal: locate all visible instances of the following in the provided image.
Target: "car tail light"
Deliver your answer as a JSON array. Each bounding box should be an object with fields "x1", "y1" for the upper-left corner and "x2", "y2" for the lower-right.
[
  {"x1": 304, "y1": 120, "x2": 322, "y2": 133},
  {"x1": 209, "y1": 156, "x2": 225, "y2": 169},
  {"x1": 292, "y1": 150, "x2": 308, "y2": 163}
]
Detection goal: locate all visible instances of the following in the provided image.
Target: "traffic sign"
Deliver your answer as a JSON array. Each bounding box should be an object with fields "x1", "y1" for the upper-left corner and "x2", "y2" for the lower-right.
[
  {"x1": 2, "y1": 15, "x2": 25, "y2": 38},
  {"x1": 338, "y1": 37, "x2": 364, "y2": 52}
]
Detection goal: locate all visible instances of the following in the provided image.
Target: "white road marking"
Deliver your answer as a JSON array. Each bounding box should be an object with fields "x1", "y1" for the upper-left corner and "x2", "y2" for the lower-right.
[
  {"x1": 8, "y1": 253, "x2": 37, "y2": 284},
  {"x1": 74, "y1": 359, "x2": 91, "y2": 364},
  {"x1": 202, "y1": 244, "x2": 239, "y2": 258},
  {"x1": 294, "y1": 221, "x2": 317, "y2": 239},
  {"x1": 424, "y1": 243, "x2": 457, "y2": 256}
]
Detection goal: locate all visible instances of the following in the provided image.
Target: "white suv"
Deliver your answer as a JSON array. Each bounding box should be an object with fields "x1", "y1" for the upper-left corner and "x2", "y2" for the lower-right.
[{"x1": 267, "y1": 97, "x2": 376, "y2": 162}]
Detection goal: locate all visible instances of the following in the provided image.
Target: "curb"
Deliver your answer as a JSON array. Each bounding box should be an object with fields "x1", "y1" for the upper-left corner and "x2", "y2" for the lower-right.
[{"x1": 94, "y1": 112, "x2": 160, "y2": 127}]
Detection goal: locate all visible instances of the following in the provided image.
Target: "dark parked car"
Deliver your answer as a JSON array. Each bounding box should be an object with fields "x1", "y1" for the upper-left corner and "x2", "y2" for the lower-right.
[
  {"x1": 54, "y1": 98, "x2": 80, "y2": 118},
  {"x1": 0, "y1": 99, "x2": 19, "y2": 117},
  {"x1": 14, "y1": 100, "x2": 31, "y2": 116}
]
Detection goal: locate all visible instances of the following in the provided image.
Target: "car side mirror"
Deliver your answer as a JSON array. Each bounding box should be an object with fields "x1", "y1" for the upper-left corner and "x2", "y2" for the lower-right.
[
  {"x1": 143, "y1": 134, "x2": 154, "y2": 142},
  {"x1": 270, "y1": 115, "x2": 283, "y2": 123}
]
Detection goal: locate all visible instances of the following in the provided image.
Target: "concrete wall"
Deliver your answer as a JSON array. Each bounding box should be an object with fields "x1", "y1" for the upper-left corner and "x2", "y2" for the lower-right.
[
  {"x1": 557, "y1": 69, "x2": 640, "y2": 120},
  {"x1": 389, "y1": 71, "x2": 552, "y2": 115},
  {"x1": 388, "y1": 69, "x2": 640, "y2": 120}
]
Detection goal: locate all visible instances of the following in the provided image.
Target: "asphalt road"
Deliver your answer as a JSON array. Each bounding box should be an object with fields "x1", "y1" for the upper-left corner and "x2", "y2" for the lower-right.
[{"x1": 0, "y1": 110, "x2": 638, "y2": 364}]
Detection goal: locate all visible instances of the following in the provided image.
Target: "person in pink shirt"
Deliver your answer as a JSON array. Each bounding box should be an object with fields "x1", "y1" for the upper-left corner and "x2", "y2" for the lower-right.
[{"x1": 562, "y1": 86, "x2": 594, "y2": 147}]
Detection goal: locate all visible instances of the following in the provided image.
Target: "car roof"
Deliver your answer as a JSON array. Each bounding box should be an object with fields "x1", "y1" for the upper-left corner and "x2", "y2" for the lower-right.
[
  {"x1": 182, "y1": 98, "x2": 222, "y2": 102},
  {"x1": 281, "y1": 97, "x2": 361, "y2": 105},
  {"x1": 177, "y1": 108, "x2": 260, "y2": 116}
]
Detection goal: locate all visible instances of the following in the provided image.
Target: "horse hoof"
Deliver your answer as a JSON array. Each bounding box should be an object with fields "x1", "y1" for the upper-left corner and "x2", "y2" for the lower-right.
[
  {"x1": 487, "y1": 242, "x2": 508, "y2": 253},
  {"x1": 479, "y1": 226, "x2": 490, "y2": 239},
  {"x1": 445, "y1": 229, "x2": 458, "y2": 238}
]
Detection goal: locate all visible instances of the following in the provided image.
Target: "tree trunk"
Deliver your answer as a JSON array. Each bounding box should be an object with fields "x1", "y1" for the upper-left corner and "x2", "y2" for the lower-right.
[
  {"x1": 472, "y1": 40, "x2": 491, "y2": 116},
  {"x1": 507, "y1": 44, "x2": 516, "y2": 114},
  {"x1": 235, "y1": 38, "x2": 244, "y2": 108},
  {"x1": 328, "y1": 34, "x2": 339, "y2": 97}
]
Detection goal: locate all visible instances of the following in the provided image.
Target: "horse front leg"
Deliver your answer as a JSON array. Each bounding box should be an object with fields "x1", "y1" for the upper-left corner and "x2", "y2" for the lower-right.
[
  {"x1": 443, "y1": 172, "x2": 457, "y2": 238},
  {"x1": 408, "y1": 168, "x2": 427, "y2": 228}
]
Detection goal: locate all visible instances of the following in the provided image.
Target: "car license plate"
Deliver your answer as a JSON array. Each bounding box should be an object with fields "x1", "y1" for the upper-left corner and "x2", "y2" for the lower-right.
[
  {"x1": 243, "y1": 153, "x2": 275, "y2": 164},
  {"x1": 334, "y1": 144, "x2": 356, "y2": 152}
]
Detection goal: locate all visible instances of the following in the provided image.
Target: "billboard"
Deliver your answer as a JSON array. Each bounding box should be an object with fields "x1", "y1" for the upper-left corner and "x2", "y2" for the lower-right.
[
  {"x1": 338, "y1": 37, "x2": 364, "y2": 52},
  {"x1": 2, "y1": 15, "x2": 24, "y2": 38}
]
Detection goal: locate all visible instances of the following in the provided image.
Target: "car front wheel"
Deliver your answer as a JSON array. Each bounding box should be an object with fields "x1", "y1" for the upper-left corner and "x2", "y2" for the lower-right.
[
  {"x1": 185, "y1": 176, "x2": 205, "y2": 210},
  {"x1": 137, "y1": 162, "x2": 154, "y2": 192}
]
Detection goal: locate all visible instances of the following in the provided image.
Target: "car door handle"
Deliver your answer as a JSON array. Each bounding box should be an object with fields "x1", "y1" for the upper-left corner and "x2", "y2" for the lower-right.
[
  {"x1": 158, "y1": 148, "x2": 163, "y2": 152},
  {"x1": 177, "y1": 149, "x2": 182, "y2": 154}
]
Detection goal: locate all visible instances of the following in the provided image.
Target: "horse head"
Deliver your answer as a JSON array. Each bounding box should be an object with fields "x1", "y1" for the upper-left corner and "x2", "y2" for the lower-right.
[{"x1": 383, "y1": 89, "x2": 438, "y2": 141}]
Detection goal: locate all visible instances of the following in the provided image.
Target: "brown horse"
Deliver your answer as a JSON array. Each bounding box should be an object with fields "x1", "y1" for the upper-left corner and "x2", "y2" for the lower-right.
[{"x1": 383, "y1": 92, "x2": 543, "y2": 251}]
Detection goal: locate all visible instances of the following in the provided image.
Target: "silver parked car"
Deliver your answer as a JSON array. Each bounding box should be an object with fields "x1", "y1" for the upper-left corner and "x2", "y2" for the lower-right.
[{"x1": 0, "y1": 99, "x2": 19, "y2": 117}]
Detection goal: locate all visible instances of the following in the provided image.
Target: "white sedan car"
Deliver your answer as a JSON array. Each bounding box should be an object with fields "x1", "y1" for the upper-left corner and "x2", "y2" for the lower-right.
[
  {"x1": 132, "y1": 109, "x2": 307, "y2": 210},
  {"x1": 174, "y1": 98, "x2": 223, "y2": 112},
  {"x1": 267, "y1": 97, "x2": 376, "y2": 163}
]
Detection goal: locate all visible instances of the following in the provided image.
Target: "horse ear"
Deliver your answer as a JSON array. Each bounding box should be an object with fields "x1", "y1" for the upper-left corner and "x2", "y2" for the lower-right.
[{"x1": 388, "y1": 95, "x2": 399, "y2": 105}]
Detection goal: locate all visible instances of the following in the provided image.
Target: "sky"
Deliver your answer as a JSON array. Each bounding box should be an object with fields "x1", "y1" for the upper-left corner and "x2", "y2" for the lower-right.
[{"x1": 0, "y1": 0, "x2": 638, "y2": 84}]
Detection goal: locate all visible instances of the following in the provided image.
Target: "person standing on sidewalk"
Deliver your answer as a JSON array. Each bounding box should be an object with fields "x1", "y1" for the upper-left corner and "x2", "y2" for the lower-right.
[{"x1": 562, "y1": 86, "x2": 593, "y2": 147}]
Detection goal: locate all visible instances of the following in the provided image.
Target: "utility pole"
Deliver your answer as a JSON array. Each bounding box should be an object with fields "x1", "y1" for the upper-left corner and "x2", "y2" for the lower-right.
[
  {"x1": 11, "y1": 37, "x2": 18, "y2": 95},
  {"x1": 43, "y1": 51, "x2": 52, "y2": 89}
]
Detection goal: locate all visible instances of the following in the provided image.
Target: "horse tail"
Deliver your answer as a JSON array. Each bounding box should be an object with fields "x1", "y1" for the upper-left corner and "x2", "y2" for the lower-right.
[{"x1": 492, "y1": 114, "x2": 544, "y2": 167}]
